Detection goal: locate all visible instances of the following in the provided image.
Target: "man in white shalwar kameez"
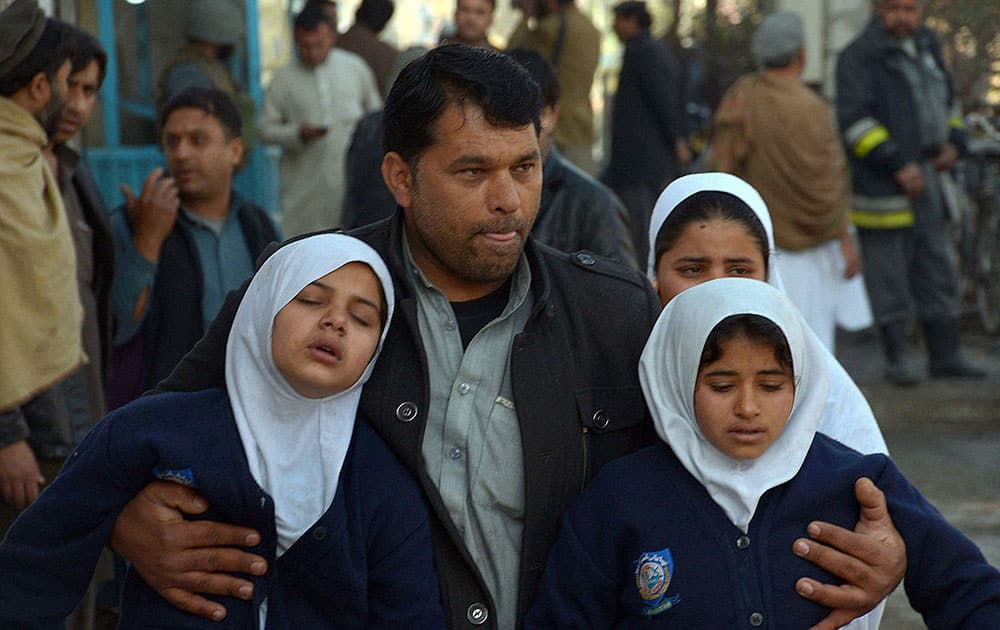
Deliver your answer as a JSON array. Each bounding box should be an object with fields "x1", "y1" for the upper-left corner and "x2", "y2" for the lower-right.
[{"x1": 260, "y1": 6, "x2": 381, "y2": 237}]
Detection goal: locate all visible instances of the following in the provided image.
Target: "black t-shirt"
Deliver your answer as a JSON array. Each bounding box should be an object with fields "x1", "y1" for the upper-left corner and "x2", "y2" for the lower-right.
[{"x1": 450, "y1": 277, "x2": 513, "y2": 349}]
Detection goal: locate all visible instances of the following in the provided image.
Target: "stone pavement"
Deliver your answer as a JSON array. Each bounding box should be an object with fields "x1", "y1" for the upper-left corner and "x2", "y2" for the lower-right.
[{"x1": 834, "y1": 315, "x2": 1000, "y2": 628}]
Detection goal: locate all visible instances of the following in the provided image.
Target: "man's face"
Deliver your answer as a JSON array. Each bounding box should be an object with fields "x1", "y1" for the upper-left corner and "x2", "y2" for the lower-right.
[
  {"x1": 455, "y1": 0, "x2": 493, "y2": 44},
  {"x1": 613, "y1": 14, "x2": 639, "y2": 43},
  {"x1": 879, "y1": 0, "x2": 922, "y2": 40},
  {"x1": 53, "y1": 60, "x2": 101, "y2": 145},
  {"x1": 161, "y1": 107, "x2": 242, "y2": 205},
  {"x1": 396, "y1": 102, "x2": 542, "y2": 299},
  {"x1": 295, "y1": 24, "x2": 333, "y2": 68},
  {"x1": 37, "y1": 60, "x2": 71, "y2": 140}
]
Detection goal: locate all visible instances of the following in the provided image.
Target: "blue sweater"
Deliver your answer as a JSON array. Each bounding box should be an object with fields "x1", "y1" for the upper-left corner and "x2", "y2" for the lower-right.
[
  {"x1": 526, "y1": 435, "x2": 1000, "y2": 629},
  {"x1": 0, "y1": 389, "x2": 446, "y2": 629}
]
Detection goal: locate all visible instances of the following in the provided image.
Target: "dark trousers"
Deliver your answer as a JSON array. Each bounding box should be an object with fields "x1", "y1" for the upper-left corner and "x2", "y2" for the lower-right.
[{"x1": 857, "y1": 166, "x2": 959, "y2": 326}]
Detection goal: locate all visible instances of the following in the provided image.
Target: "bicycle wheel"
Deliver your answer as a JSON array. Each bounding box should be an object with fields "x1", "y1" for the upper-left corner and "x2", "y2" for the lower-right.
[{"x1": 976, "y1": 188, "x2": 1000, "y2": 334}]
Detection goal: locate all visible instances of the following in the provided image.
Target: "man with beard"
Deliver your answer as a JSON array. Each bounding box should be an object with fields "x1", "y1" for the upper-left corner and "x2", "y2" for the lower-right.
[
  {"x1": 837, "y1": 0, "x2": 983, "y2": 383},
  {"x1": 0, "y1": 1, "x2": 83, "y2": 532},
  {"x1": 108, "y1": 46, "x2": 907, "y2": 630}
]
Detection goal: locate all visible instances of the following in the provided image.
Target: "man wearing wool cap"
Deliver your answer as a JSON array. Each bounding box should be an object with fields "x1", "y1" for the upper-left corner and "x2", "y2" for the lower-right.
[
  {"x1": 0, "y1": 0, "x2": 85, "y2": 533},
  {"x1": 711, "y1": 10, "x2": 869, "y2": 356}
]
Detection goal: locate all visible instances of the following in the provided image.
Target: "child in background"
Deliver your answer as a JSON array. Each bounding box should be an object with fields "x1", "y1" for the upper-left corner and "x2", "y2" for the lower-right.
[
  {"x1": 0, "y1": 233, "x2": 446, "y2": 628},
  {"x1": 526, "y1": 278, "x2": 1000, "y2": 628}
]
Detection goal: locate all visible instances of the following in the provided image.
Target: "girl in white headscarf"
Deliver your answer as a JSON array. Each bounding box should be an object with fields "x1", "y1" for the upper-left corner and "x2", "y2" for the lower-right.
[
  {"x1": 0, "y1": 234, "x2": 446, "y2": 628},
  {"x1": 526, "y1": 278, "x2": 1000, "y2": 629},
  {"x1": 645, "y1": 172, "x2": 887, "y2": 456}
]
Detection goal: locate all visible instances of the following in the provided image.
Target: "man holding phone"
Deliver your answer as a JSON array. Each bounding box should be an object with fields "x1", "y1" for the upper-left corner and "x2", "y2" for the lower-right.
[
  {"x1": 259, "y1": 4, "x2": 382, "y2": 237},
  {"x1": 109, "y1": 88, "x2": 280, "y2": 408}
]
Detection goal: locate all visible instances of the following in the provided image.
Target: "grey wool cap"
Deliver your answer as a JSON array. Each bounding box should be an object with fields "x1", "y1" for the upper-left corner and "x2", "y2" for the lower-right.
[
  {"x1": 752, "y1": 11, "x2": 805, "y2": 67},
  {"x1": 0, "y1": 0, "x2": 46, "y2": 79}
]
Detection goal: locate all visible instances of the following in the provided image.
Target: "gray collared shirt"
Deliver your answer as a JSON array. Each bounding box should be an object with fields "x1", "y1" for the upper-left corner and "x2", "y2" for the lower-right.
[{"x1": 403, "y1": 231, "x2": 533, "y2": 630}]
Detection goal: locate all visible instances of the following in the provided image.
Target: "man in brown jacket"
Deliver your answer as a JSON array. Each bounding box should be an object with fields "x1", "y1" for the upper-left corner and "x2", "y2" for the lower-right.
[{"x1": 712, "y1": 11, "x2": 864, "y2": 353}]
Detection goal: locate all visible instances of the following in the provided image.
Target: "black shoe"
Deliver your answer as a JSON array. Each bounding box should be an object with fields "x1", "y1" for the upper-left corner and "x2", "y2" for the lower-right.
[
  {"x1": 921, "y1": 318, "x2": 987, "y2": 379},
  {"x1": 929, "y1": 359, "x2": 987, "y2": 379},
  {"x1": 885, "y1": 361, "x2": 920, "y2": 386}
]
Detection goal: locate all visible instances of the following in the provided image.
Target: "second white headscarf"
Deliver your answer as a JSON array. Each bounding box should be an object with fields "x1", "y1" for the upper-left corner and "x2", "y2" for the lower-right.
[{"x1": 645, "y1": 172, "x2": 888, "y2": 456}]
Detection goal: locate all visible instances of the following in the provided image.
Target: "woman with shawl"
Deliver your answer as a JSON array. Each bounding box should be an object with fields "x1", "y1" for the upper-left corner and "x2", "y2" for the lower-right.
[
  {"x1": 526, "y1": 278, "x2": 1000, "y2": 628},
  {"x1": 0, "y1": 234, "x2": 446, "y2": 628}
]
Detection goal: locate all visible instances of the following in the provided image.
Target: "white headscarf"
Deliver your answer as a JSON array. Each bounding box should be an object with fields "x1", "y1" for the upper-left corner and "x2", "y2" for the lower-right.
[
  {"x1": 645, "y1": 172, "x2": 888, "y2": 456},
  {"x1": 225, "y1": 234, "x2": 395, "y2": 555},
  {"x1": 646, "y1": 172, "x2": 785, "y2": 291},
  {"x1": 639, "y1": 278, "x2": 828, "y2": 532}
]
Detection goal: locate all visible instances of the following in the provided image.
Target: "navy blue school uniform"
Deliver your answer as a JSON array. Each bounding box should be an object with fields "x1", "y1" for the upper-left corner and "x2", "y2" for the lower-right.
[
  {"x1": 525, "y1": 435, "x2": 1000, "y2": 629},
  {"x1": 0, "y1": 389, "x2": 446, "y2": 629}
]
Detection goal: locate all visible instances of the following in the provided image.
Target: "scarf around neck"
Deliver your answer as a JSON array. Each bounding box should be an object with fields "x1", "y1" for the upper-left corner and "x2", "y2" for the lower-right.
[
  {"x1": 225, "y1": 233, "x2": 394, "y2": 555},
  {"x1": 0, "y1": 96, "x2": 83, "y2": 411},
  {"x1": 639, "y1": 277, "x2": 828, "y2": 532}
]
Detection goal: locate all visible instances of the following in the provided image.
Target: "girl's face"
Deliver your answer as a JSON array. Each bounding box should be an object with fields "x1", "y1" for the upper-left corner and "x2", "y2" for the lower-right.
[
  {"x1": 654, "y1": 218, "x2": 767, "y2": 306},
  {"x1": 272, "y1": 262, "x2": 384, "y2": 398},
  {"x1": 694, "y1": 335, "x2": 794, "y2": 460}
]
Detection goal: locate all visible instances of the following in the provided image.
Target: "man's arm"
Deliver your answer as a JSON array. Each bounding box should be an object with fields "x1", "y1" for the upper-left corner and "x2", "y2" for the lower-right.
[
  {"x1": 0, "y1": 437, "x2": 44, "y2": 510},
  {"x1": 793, "y1": 478, "x2": 906, "y2": 630},
  {"x1": 109, "y1": 481, "x2": 267, "y2": 622},
  {"x1": 835, "y1": 47, "x2": 906, "y2": 178},
  {"x1": 113, "y1": 241, "x2": 285, "y2": 621},
  {"x1": 638, "y1": 45, "x2": 686, "y2": 161},
  {"x1": 111, "y1": 168, "x2": 178, "y2": 345},
  {"x1": 257, "y1": 74, "x2": 310, "y2": 151}
]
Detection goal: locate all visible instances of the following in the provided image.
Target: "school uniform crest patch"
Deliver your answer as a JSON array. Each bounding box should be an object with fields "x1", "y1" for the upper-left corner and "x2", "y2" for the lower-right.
[
  {"x1": 634, "y1": 548, "x2": 681, "y2": 616},
  {"x1": 153, "y1": 466, "x2": 197, "y2": 487}
]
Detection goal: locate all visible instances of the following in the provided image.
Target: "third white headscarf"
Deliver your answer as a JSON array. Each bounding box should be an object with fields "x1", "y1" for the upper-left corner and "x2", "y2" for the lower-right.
[
  {"x1": 225, "y1": 233, "x2": 394, "y2": 555},
  {"x1": 646, "y1": 172, "x2": 785, "y2": 290},
  {"x1": 639, "y1": 277, "x2": 827, "y2": 532}
]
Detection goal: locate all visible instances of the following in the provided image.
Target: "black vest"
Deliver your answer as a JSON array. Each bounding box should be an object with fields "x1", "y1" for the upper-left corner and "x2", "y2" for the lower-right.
[{"x1": 139, "y1": 195, "x2": 278, "y2": 389}]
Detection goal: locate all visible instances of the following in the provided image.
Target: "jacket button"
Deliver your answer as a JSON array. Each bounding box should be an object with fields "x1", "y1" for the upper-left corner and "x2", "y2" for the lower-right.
[
  {"x1": 466, "y1": 602, "x2": 488, "y2": 625},
  {"x1": 576, "y1": 252, "x2": 596, "y2": 266},
  {"x1": 592, "y1": 409, "x2": 610, "y2": 429},
  {"x1": 312, "y1": 526, "x2": 327, "y2": 541},
  {"x1": 749, "y1": 612, "x2": 764, "y2": 626},
  {"x1": 736, "y1": 535, "x2": 750, "y2": 549},
  {"x1": 396, "y1": 401, "x2": 418, "y2": 422}
]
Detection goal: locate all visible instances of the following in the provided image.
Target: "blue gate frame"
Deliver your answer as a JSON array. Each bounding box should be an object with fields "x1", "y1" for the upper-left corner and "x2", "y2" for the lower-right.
[{"x1": 90, "y1": 0, "x2": 280, "y2": 215}]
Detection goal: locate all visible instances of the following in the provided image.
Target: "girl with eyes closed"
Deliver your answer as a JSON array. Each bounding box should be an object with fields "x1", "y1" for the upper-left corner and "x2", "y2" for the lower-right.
[{"x1": 0, "y1": 234, "x2": 445, "y2": 628}]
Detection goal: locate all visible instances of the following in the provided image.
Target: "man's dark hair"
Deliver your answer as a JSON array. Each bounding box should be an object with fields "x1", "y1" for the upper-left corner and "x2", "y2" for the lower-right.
[
  {"x1": 383, "y1": 44, "x2": 541, "y2": 164},
  {"x1": 0, "y1": 19, "x2": 77, "y2": 97},
  {"x1": 159, "y1": 87, "x2": 242, "y2": 140},
  {"x1": 69, "y1": 29, "x2": 108, "y2": 88},
  {"x1": 505, "y1": 48, "x2": 560, "y2": 108},
  {"x1": 294, "y1": 4, "x2": 333, "y2": 32},
  {"x1": 613, "y1": 1, "x2": 652, "y2": 31},
  {"x1": 355, "y1": 0, "x2": 394, "y2": 33}
]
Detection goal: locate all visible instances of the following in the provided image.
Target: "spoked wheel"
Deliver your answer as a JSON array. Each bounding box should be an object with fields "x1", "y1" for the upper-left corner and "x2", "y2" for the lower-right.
[{"x1": 976, "y1": 191, "x2": 1000, "y2": 334}]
